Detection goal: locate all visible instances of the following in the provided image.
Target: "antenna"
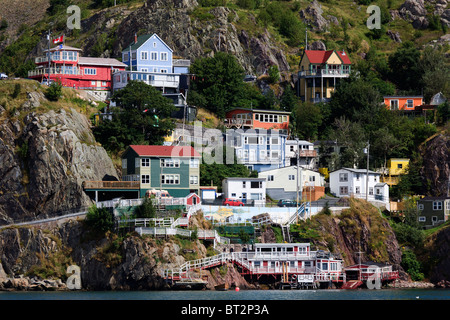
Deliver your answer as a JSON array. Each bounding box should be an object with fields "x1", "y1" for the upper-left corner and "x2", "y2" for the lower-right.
[{"x1": 305, "y1": 27, "x2": 308, "y2": 50}]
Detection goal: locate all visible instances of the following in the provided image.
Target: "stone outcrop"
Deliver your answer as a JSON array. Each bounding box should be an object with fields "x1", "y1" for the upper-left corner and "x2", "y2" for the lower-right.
[
  {"x1": 398, "y1": 0, "x2": 450, "y2": 29},
  {"x1": 0, "y1": 85, "x2": 118, "y2": 225},
  {"x1": 419, "y1": 131, "x2": 450, "y2": 197},
  {"x1": 299, "y1": 0, "x2": 339, "y2": 32}
]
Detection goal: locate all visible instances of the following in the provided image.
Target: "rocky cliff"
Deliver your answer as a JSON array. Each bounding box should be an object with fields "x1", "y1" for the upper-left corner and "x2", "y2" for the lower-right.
[{"x1": 0, "y1": 80, "x2": 118, "y2": 225}]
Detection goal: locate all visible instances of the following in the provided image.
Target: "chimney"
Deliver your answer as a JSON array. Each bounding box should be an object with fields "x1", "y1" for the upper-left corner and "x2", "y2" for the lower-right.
[{"x1": 134, "y1": 33, "x2": 137, "y2": 44}]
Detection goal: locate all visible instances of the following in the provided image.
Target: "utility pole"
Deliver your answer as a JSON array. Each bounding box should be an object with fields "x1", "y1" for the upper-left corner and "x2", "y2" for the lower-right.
[
  {"x1": 47, "y1": 30, "x2": 51, "y2": 83},
  {"x1": 365, "y1": 141, "x2": 370, "y2": 201}
]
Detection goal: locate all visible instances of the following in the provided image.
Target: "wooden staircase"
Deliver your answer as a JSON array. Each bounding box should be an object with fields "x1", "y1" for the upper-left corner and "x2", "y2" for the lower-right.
[{"x1": 341, "y1": 280, "x2": 363, "y2": 289}]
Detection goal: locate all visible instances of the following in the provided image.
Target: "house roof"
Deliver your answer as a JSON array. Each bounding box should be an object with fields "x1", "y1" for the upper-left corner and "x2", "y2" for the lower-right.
[
  {"x1": 44, "y1": 45, "x2": 82, "y2": 52},
  {"x1": 224, "y1": 177, "x2": 266, "y2": 181},
  {"x1": 78, "y1": 57, "x2": 126, "y2": 67},
  {"x1": 304, "y1": 50, "x2": 351, "y2": 65},
  {"x1": 330, "y1": 168, "x2": 380, "y2": 175},
  {"x1": 226, "y1": 108, "x2": 291, "y2": 115},
  {"x1": 258, "y1": 165, "x2": 321, "y2": 175},
  {"x1": 420, "y1": 196, "x2": 450, "y2": 201},
  {"x1": 383, "y1": 96, "x2": 423, "y2": 99},
  {"x1": 128, "y1": 145, "x2": 201, "y2": 158},
  {"x1": 126, "y1": 33, "x2": 173, "y2": 52}
]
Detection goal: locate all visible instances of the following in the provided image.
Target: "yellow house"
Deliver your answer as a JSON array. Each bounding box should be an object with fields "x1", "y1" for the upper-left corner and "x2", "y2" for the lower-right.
[
  {"x1": 297, "y1": 49, "x2": 352, "y2": 103},
  {"x1": 382, "y1": 158, "x2": 410, "y2": 186}
]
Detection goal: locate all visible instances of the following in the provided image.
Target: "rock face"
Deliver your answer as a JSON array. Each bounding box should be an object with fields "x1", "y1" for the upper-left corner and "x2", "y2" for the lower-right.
[
  {"x1": 0, "y1": 93, "x2": 118, "y2": 224},
  {"x1": 423, "y1": 226, "x2": 450, "y2": 286},
  {"x1": 299, "y1": 0, "x2": 339, "y2": 32},
  {"x1": 110, "y1": 0, "x2": 289, "y2": 74},
  {"x1": 419, "y1": 132, "x2": 450, "y2": 197},
  {"x1": 398, "y1": 0, "x2": 450, "y2": 29}
]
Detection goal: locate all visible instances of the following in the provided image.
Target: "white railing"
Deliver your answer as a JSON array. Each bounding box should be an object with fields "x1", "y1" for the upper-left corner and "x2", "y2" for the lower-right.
[
  {"x1": 28, "y1": 67, "x2": 82, "y2": 77},
  {"x1": 136, "y1": 227, "x2": 229, "y2": 245},
  {"x1": 298, "y1": 69, "x2": 350, "y2": 77}
]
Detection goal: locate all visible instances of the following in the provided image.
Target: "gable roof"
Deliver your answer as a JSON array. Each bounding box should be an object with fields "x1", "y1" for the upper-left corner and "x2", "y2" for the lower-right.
[
  {"x1": 304, "y1": 50, "x2": 351, "y2": 65},
  {"x1": 128, "y1": 145, "x2": 201, "y2": 158},
  {"x1": 126, "y1": 33, "x2": 173, "y2": 52},
  {"x1": 330, "y1": 168, "x2": 380, "y2": 175},
  {"x1": 78, "y1": 57, "x2": 126, "y2": 67}
]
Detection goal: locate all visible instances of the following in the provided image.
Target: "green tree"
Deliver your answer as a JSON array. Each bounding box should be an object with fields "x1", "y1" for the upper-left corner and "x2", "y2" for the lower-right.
[
  {"x1": 188, "y1": 52, "x2": 246, "y2": 118},
  {"x1": 293, "y1": 101, "x2": 323, "y2": 141},
  {"x1": 388, "y1": 42, "x2": 421, "y2": 92},
  {"x1": 94, "y1": 81, "x2": 175, "y2": 153},
  {"x1": 134, "y1": 197, "x2": 156, "y2": 219},
  {"x1": 85, "y1": 205, "x2": 115, "y2": 234},
  {"x1": 45, "y1": 80, "x2": 63, "y2": 101}
]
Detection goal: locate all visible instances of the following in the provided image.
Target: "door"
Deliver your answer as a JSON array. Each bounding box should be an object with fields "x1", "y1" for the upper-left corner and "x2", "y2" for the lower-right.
[
  {"x1": 242, "y1": 193, "x2": 247, "y2": 204},
  {"x1": 249, "y1": 149, "x2": 256, "y2": 162}
]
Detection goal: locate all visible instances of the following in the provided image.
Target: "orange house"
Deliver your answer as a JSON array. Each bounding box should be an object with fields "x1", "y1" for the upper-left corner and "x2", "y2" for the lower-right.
[
  {"x1": 224, "y1": 108, "x2": 290, "y2": 135},
  {"x1": 384, "y1": 96, "x2": 424, "y2": 111}
]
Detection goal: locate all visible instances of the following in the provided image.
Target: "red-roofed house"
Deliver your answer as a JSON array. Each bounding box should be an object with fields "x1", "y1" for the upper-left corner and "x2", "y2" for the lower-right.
[
  {"x1": 297, "y1": 49, "x2": 352, "y2": 103},
  {"x1": 120, "y1": 145, "x2": 201, "y2": 197}
]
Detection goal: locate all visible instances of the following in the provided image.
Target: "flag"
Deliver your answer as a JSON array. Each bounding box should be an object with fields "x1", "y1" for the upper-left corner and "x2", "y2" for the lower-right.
[{"x1": 53, "y1": 35, "x2": 64, "y2": 44}]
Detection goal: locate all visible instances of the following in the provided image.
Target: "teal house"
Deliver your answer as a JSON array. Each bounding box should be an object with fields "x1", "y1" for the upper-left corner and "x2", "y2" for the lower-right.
[{"x1": 121, "y1": 145, "x2": 201, "y2": 198}]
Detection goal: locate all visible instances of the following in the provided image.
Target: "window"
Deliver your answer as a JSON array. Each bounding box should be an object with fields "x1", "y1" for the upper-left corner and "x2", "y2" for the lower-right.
[
  {"x1": 122, "y1": 159, "x2": 127, "y2": 169},
  {"x1": 271, "y1": 151, "x2": 279, "y2": 159},
  {"x1": 309, "y1": 176, "x2": 315, "y2": 182},
  {"x1": 141, "y1": 175, "x2": 150, "y2": 184},
  {"x1": 242, "y1": 181, "x2": 246, "y2": 188},
  {"x1": 290, "y1": 146, "x2": 295, "y2": 152},
  {"x1": 259, "y1": 150, "x2": 266, "y2": 160},
  {"x1": 369, "y1": 187, "x2": 374, "y2": 195},
  {"x1": 355, "y1": 186, "x2": 360, "y2": 194},
  {"x1": 271, "y1": 137, "x2": 279, "y2": 145},
  {"x1": 151, "y1": 52, "x2": 158, "y2": 60},
  {"x1": 84, "y1": 68, "x2": 97, "y2": 75},
  {"x1": 247, "y1": 137, "x2": 258, "y2": 144},
  {"x1": 339, "y1": 173, "x2": 348, "y2": 182},
  {"x1": 91, "y1": 81, "x2": 96, "y2": 86},
  {"x1": 231, "y1": 193, "x2": 236, "y2": 197},
  {"x1": 268, "y1": 175, "x2": 274, "y2": 181},
  {"x1": 190, "y1": 159, "x2": 199, "y2": 168},
  {"x1": 161, "y1": 174, "x2": 180, "y2": 185},
  {"x1": 123, "y1": 53, "x2": 129, "y2": 61},
  {"x1": 418, "y1": 216, "x2": 426, "y2": 222},
  {"x1": 356, "y1": 174, "x2": 360, "y2": 181},
  {"x1": 160, "y1": 158, "x2": 180, "y2": 168},
  {"x1": 433, "y1": 201, "x2": 443, "y2": 210},
  {"x1": 390, "y1": 100, "x2": 399, "y2": 110},
  {"x1": 418, "y1": 204, "x2": 424, "y2": 210},
  {"x1": 250, "y1": 181, "x2": 262, "y2": 189},
  {"x1": 340, "y1": 186, "x2": 348, "y2": 195},
  {"x1": 141, "y1": 51, "x2": 148, "y2": 60},
  {"x1": 161, "y1": 52, "x2": 168, "y2": 61},
  {"x1": 141, "y1": 158, "x2": 150, "y2": 167},
  {"x1": 407, "y1": 99, "x2": 414, "y2": 108},
  {"x1": 288, "y1": 175, "x2": 295, "y2": 181},
  {"x1": 160, "y1": 69, "x2": 168, "y2": 73},
  {"x1": 153, "y1": 42, "x2": 157, "y2": 48},
  {"x1": 131, "y1": 52, "x2": 136, "y2": 60},
  {"x1": 398, "y1": 164, "x2": 403, "y2": 169},
  {"x1": 322, "y1": 263, "x2": 328, "y2": 271},
  {"x1": 244, "y1": 150, "x2": 249, "y2": 159},
  {"x1": 190, "y1": 175, "x2": 198, "y2": 185}
]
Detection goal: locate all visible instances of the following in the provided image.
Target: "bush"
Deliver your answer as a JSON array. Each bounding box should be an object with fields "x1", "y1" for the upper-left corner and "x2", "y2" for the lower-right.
[
  {"x1": 45, "y1": 81, "x2": 63, "y2": 101},
  {"x1": 401, "y1": 249, "x2": 424, "y2": 281},
  {"x1": 11, "y1": 83, "x2": 21, "y2": 99},
  {"x1": 134, "y1": 197, "x2": 156, "y2": 218},
  {"x1": 85, "y1": 205, "x2": 115, "y2": 234}
]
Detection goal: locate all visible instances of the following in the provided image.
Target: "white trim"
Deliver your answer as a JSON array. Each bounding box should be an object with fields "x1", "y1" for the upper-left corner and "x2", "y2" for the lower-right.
[
  {"x1": 150, "y1": 51, "x2": 158, "y2": 61},
  {"x1": 141, "y1": 51, "x2": 148, "y2": 60}
]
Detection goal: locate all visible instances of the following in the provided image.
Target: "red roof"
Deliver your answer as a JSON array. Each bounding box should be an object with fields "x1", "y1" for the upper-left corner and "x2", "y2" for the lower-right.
[
  {"x1": 305, "y1": 50, "x2": 351, "y2": 65},
  {"x1": 129, "y1": 145, "x2": 201, "y2": 158}
]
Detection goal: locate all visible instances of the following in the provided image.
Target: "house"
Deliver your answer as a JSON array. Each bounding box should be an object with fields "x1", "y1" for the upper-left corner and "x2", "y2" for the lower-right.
[
  {"x1": 28, "y1": 44, "x2": 126, "y2": 100},
  {"x1": 224, "y1": 108, "x2": 290, "y2": 135},
  {"x1": 222, "y1": 177, "x2": 267, "y2": 206},
  {"x1": 225, "y1": 129, "x2": 287, "y2": 172},
  {"x1": 113, "y1": 33, "x2": 190, "y2": 105},
  {"x1": 383, "y1": 96, "x2": 423, "y2": 111},
  {"x1": 200, "y1": 186, "x2": 218, "y2": 203},
  {"x1": 258, "y1": 166, "x2": 325, "y2": 201},
  {"x1": 285, "y1": 140, "x2": 318, "y2": 170},
  {"x1": 297, "y1": 49, "x2": 352, "y2": 103},
  {"x1": 329, "y1": 168, "x2": 389, "y2": 209},
  {"x1": 121, "y1": 145, "x2": 201, "y2": 197},
  {"x1": 417, "y1": 196, "x2": 450, "y2": 228},
  {"x1": 381, "y1": 158, "x2": 409, "y2": 186}
]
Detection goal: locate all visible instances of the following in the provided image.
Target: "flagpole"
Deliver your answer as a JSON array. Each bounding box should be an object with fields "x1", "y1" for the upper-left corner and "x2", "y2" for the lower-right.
[
  {"x1": 63, "y1": 34, "x2": 65, "y2": 82},
  {"x1": 47, "y1": 30, "x2": 51, "y2": 83}
]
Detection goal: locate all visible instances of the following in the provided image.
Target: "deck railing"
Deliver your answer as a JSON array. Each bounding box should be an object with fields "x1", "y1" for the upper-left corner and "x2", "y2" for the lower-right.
[
  {"x1": 83, "y1": 181, "x2": 140, "y2": 190},
  {"x1": 28, "y1": 67, "x2": 83, "y2": 77}
]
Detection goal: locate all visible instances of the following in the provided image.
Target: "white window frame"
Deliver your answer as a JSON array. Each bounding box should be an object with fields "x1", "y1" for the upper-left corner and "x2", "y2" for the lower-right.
[
  {"x1": 288, "y1": 175, "x2": 295, "y2": 181},
  {"x1": 161, "y1": 174, "x2": 180, "y2": 185},
  {"x1": 141, "y1": 175, "x2": 150, "y2": 184},
  {"x1": 190, "y1": 158, "x2": 199, "y2": 168},
  {"x1": 161, "y1": 52, "x2": 168, "y2": 61},
  {"x1": 340, "y1": 186, "x2": 348, "y2": 195},
  {"x1": 433, "y1": 201, "x2": 442, "y2": 211},
  {"x1": 406, "y1": 99, "x2": 414, "y2": 108},
  {"x1": 122, "y1": 159, "x2": 127, "y2": 169},
  {"x1": 123, "y1": 52, "x2": 129, "y2": 62},
  {"x1": 418, "y1": 216, "x2": 426, "y2": 222},
  {"x1": 190, "y1": 175, "x2": 199, "y2": 185},
  {"x1": 390, "y1": 99, "x2": 399, "y2": 110},
  {"x1": 141, "y1": 51, "x2": 148, "y2": 60},
  {"x1": 418, "y1": 204, "x2": 424, "y2": 210},
  {"x1": 141, "y1": 158, "x2": 150, "y2": 167},
  {"x1": 151, "y1": 52, "x2": 158, "y2": 61},
  {"x1": 339, "y1": 173, "x2": 348, "y2": 182}
]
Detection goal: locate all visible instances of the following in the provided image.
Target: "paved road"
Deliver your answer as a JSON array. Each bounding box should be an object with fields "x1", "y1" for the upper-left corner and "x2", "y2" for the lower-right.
[{"x1": 0, "y1": 211, "x2": 87, "y2": 230}]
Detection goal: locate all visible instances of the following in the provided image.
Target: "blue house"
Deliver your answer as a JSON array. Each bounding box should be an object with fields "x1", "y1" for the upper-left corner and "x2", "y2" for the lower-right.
[
  {"x1": 226, "y1": 129, "x2": 288, "y2": 172},
  {"x1": 113, "y1": 33, "x2": 190, "y2": 96}
]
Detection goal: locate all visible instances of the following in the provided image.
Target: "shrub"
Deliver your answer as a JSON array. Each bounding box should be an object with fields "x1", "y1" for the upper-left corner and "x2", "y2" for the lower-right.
[
  {"x1": 85, "y1": 205, "x2": 115, "y2": 234},
  {"x1": 11, "y1": 83, "x2": 21, "y2": 99},
  {"x1": 134, "y1": 197, "x2": 156, "y2": 219},
  {"x1": 401, "y1": 249, "x2": 424, "y2": 281},
  {"x1": 45, "y1": 81, "x2": 63, "y2": 101}
]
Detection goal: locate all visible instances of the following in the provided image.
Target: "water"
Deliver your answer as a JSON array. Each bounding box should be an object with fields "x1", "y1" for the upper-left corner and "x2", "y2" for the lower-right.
[{"x1": 0, "y1": 288, "x2": 449, "y2": 300}]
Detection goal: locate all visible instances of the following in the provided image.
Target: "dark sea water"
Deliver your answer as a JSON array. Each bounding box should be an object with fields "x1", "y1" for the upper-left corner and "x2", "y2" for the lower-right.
[{"x1": 0, "y1": 288, "x2": 449, "y2": 300}]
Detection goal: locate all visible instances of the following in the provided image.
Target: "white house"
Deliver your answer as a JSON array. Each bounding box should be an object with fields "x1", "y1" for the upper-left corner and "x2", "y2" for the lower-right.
[
  {"x1": 222, "y1": 177, "x2": 266, "y2": 206},
  {"x1": 258, "y1": 166, "x2": 324, "y2": 201},
  {"x1": 285, "y1": 140, "x2": 318, "y2": 170},
  {"x1": 329, "y1": 168, "x2": 390, "y2": 210}
]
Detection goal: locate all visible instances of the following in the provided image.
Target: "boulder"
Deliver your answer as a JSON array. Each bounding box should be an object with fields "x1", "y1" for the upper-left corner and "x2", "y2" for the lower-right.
[{"x1": 387, "y1": 30, "x2": 402, "y2": 43}]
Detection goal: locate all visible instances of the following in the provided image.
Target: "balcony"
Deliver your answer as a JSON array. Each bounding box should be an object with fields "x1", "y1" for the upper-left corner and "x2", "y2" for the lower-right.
[
  {"x1": 83, "y1": 181, "x2": 140, "y2": 190},
  {"x1": 224, "y1": 118, "x2": 253, "y2": 129},
  {"x1": 299, "y1": 68, "x2": 351, "y2": 78},
  {"x1": 298, "y1": 150, "x2": 317, "y2": 157},
  {"x1": 35, "y1": 56, "x2": 78, "y2": 64},
  {"x1": 28, "y1": 67, "x2": 82, "y2": 78}
]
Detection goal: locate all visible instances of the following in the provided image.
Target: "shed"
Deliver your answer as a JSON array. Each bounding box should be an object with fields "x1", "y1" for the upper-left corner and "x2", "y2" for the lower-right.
[
  {"x1": 200, "y1": 187, "x2": 217, "y2": 201},
  {"x1": 186, "y1": 193, "x2": 201, "y2": 206}
]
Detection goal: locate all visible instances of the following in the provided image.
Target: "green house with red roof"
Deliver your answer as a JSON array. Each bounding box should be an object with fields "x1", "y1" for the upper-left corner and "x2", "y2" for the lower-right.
[
  {"x1": 121, "y1": 145, "x2": 201, "y2": 198},
  {"x1": 297, "y1": 49, "x2": 352, "y2": 103}
]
